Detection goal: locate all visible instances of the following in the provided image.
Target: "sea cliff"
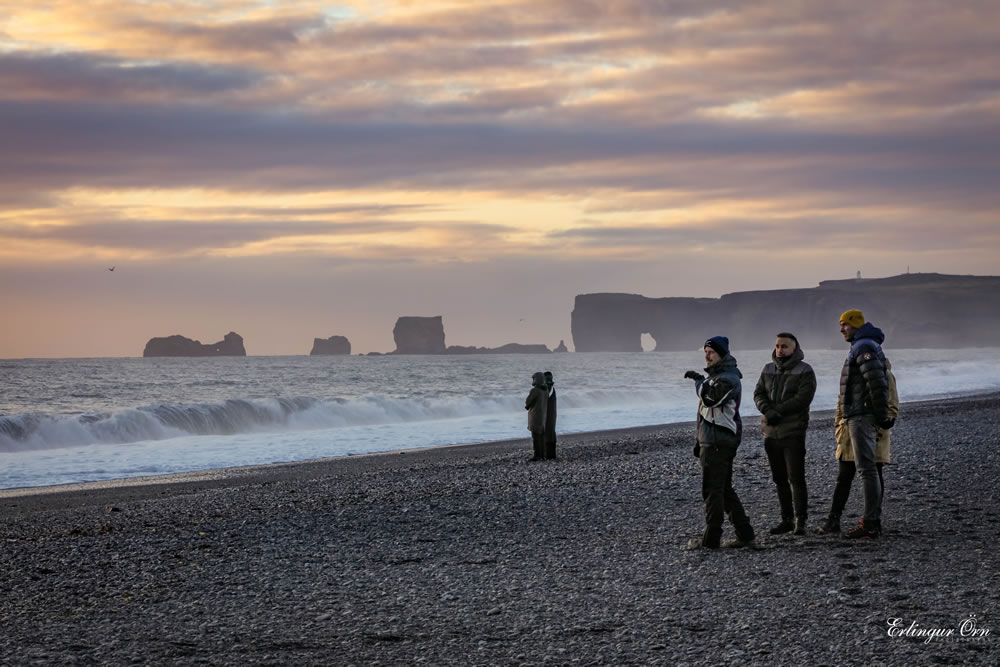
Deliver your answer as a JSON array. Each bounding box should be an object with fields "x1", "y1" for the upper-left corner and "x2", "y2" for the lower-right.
[{"x1": 571, "y1": 273, "x2": 1000, "y2": 351}]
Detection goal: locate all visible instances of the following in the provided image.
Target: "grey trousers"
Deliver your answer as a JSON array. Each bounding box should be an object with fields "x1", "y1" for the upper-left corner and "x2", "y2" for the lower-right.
[{"x1": 847, "y1": 416, "x2": 882, "y2": 521}]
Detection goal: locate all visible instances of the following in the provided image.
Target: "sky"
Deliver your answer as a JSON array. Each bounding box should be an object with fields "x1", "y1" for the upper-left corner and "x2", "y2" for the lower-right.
[{"x1": 1, "y1": 0, "x2": 999, "y2": 357}]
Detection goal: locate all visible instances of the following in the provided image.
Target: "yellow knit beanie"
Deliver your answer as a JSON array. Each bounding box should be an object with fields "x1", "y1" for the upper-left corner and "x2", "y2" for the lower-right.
[{"x1": 839, "y1": 309, "x2": 865, "y2": 328}]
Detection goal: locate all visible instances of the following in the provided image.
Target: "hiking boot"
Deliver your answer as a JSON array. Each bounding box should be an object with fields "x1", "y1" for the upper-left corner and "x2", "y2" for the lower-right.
[
  {"x1": 769, "y1": 520, "x2": 794, "y2": 535},
  {"x1": 816, "y1": 515, "x2": 840, "y2": 535},
  {"x1": 687, "y1": 538, "x2": 719, "y2": 550},
  {"x1": 843, "y1": 519, "x2": 881, "y2": 540},
  {"x1": 793, "y1": 517, "x2": 807, "y2": 536},
  {"x1": 722, "y1": 536, "x2": 758, "y2": 549}
]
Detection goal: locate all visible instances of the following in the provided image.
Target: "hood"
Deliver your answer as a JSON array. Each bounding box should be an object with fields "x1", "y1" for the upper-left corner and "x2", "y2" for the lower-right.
[
  {"x1": 773, "y1": 343, "x2": 805, "y2": 370},
  {"x1": 851, "y1": 322, "x2": 885, "y2": 345},
  {"x1": 706, "y1": 353, "x2": 743, "y2": 379},
  {"x1": 531, "y1": 372, "x2": 546, "y2": 387}
]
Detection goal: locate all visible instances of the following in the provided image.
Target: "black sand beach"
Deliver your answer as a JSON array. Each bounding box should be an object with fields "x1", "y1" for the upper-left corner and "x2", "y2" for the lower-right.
[{"x1": 2, "y1": 394, "x2": 999, "y2": 665}]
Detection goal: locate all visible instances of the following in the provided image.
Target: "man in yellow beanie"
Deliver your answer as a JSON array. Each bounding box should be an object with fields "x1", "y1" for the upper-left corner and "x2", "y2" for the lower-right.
[
  {"x1": 836, "y1": 309, "x2": 893, "y2": 539},
  {"x1": 840, "y1": 309, "x2": 865, "y2": 329},
  {"x1": 818, "y1": 359, "x2": 899, "y2": 535}
]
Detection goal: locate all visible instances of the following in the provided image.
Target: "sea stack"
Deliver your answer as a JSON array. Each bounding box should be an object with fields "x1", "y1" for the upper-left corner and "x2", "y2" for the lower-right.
[
  {"x1": 392, "y1": 316, "x2": 447, "y2": 354},
  {"x1": 310, "y1": 335, "x2": 351, "y2": 356},
  {"x1": 143, "y1": 332, "x2": 247, "y2": 357}
]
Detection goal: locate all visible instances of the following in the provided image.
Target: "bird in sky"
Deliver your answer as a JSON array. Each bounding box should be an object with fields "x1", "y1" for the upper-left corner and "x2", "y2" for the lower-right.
[{"x1": 107, "y1": 266, "x2": 115, "y2": 272}]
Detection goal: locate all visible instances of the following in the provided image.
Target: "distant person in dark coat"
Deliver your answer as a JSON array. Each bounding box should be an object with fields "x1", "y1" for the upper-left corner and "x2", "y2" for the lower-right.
[
  {"x1": 684, "y1": 336, "x2": 756, "y2": 549},
  {"x1": 525, "y1": 371, "x2": 548, "y2": 462},
  {"x1": 543, "y1": 371, "x2": 557, "y2": 460},
  {"x1": 753, "y1": 332, "x2": 817, "y2": 536}
]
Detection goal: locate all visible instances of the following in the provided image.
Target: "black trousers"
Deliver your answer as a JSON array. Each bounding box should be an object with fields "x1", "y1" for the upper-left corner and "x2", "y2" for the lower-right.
[
  {"x1": 543, "y1": 436, "x2": 557, "y2": 460},
  {"x1": 531, "y1": 431, "x2": 545, "y2": 459},
  {"x1": 700, "y1": 444, "x2": 755, "y2": 546},
  {"x1": 764, "y1": 436, "x2": 808, "y2": 521},
  {"x1": 830, "y1": 459, "x2": 885, "y2": 518}
]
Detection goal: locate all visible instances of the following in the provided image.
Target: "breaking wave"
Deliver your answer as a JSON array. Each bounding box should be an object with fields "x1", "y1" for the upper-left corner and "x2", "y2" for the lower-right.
[{"x1": 0, "y1": 388, "x2": 668, "y2": 453}]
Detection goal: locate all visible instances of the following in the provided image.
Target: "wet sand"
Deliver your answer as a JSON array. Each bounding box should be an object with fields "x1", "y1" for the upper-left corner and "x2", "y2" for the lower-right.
[{"x1": 2, "y1": 395, "x2": 999, "y2": 665}]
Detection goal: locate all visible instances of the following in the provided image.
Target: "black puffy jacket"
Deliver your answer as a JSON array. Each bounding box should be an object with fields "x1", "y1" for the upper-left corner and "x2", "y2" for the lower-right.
[
  {"x1": 838, "y1": 323, "x2": 890, "y2": 421},
  {"x1": 753, "y1": 345, "x2": 817, "y2": 439}
]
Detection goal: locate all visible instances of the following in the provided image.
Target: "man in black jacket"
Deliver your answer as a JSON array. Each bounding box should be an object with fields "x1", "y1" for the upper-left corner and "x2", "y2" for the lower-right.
[
  {"x1": 837, "y1": 309, "x2": 892, "y2": 539},
  {"x1": 753, "y1": 333, "x2": 817, "y2": 536},
  {"x1": 684, "y1": 336, "x2": 756, "y2": 549}
]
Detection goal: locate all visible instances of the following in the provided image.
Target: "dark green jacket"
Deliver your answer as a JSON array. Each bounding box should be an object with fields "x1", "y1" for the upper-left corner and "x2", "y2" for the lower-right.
[{"x1": 753, "y1": 346, "x2": 817, "y2": 439}]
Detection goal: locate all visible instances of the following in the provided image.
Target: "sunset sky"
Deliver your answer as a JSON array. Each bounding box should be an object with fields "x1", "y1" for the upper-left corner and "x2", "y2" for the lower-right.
[{"x1": 2, "y1": 0, "x2": 998, "y2": 357}]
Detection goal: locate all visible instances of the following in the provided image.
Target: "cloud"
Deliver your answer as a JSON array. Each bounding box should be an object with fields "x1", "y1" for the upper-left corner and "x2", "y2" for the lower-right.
[
  {"x1": 3, "y1": 97, "x2": 997, "y2": 195},
  {"x1": 0, "y1": 216, "x2": 518, "y2": 256},
  {"x1": 552, "y1": 217, "x2": 1000, "y2": 254},
  {"x1": 112, "y1": 13, "x2": 328, "y2": 56},
  {"x1": 0, "y1": 219, "x2": 404, "y2": 252},
  {"x1": 0, "y1": 52, "x2": 264, "y2": 102}
]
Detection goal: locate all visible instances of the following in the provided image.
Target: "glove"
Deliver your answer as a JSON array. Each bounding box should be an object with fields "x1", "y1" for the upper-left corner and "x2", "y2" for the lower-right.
[
  {"x1": 692, "y1": 442, "x2": 701, "y2": 458},
  {"x1": 684, "y1": 371, "x2": 705, "y2": 381},
  {"x1": 765, "y1": 409, "x2": 782, "y2": 425},
  {"x1": 878, "y1": 418, "x2": 895, "y2": 430}
]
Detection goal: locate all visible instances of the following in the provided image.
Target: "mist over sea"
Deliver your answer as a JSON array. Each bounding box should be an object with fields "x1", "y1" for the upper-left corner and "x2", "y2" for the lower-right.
[{"x1": 2, "y1": 349, "x2": 999, "y2": 490}]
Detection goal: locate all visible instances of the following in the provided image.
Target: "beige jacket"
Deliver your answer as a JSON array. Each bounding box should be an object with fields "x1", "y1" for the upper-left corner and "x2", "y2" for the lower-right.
[{"x1": 835, "y1": 360, "x2": 898, "y2": 463}]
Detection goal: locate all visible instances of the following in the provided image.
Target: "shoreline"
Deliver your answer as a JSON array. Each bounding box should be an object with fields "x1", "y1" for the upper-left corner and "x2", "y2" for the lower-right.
[
  {"x1": 2, "y1": 392, "x2": 998, "y2": 664},
  {"x1": 0, "y1": 419, "x2": 698, "y2": 508},
  {"x1": 1, "y1": 392, "x2": 995, "y2": 506}
]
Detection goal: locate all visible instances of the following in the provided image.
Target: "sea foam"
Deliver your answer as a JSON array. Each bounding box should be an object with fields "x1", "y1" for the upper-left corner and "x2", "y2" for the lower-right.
[{"x1": 0, "y1": 388, "x2": 673, "y2": 453}]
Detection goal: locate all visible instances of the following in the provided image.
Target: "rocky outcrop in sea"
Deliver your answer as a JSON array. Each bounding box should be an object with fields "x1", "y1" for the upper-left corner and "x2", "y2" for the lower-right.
[
  {"x1": 310, "y1": 335, "x2": 351, "y2": 355},
  {"x1": 142, "y1": 331, "x2": 246, "y2": 357}
]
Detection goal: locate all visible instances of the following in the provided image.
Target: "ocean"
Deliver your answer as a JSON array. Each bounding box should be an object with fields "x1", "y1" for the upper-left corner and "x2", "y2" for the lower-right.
[{"x1": 2, "y1": 348, "x2": 999, "y2": 490}]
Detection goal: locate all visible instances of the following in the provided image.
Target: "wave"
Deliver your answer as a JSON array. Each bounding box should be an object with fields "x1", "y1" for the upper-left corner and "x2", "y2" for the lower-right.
[{"x1": 0, "y1": 389, "x2": 669, "y2": 453}]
